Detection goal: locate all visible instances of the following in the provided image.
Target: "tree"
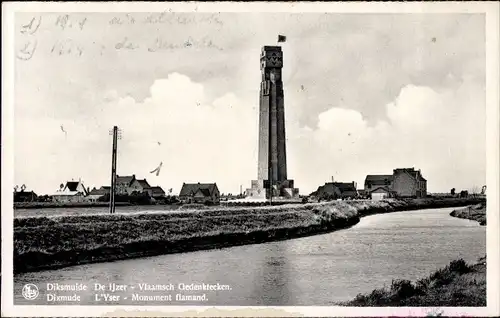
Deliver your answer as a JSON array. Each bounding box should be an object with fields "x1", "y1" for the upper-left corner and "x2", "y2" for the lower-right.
[
  {"x1": 470, "y1": 186, "x2": 480, "y2": 198},
  {"x1": 451, "y1": 188, "x2": 456, "y2": 196}
]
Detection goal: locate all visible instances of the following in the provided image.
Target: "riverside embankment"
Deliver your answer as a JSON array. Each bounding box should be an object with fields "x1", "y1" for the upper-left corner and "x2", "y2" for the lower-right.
[
  {"x1": 341, "y1": 256, "x2": 486, "y2": 306},
  {"x1": 450, "y1": 202, "x2": 487, "y2": 225},
  {"x1": 14, "y1": 197, "x2": 484, "y2": 274}
]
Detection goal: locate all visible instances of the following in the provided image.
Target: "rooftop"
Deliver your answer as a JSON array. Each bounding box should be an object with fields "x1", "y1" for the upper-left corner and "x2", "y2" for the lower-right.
[
  {"x1": 180, "y1": 183, "x2": 218, "y2": 197},
  {"x1": 365, "y1": 175, "x2": 394, "y2": 184}
]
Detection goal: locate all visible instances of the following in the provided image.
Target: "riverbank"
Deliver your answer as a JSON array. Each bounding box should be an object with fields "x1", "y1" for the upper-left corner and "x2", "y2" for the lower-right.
[
  {"x1": 450, "y1": 202, "x2": 486, "y2": 225},
  {"x1": 14, "y1": 197, "x2": 484, "y2": 274},
  {"x1": 341, "y1": 256, "x2": 486, "y2": 306}
]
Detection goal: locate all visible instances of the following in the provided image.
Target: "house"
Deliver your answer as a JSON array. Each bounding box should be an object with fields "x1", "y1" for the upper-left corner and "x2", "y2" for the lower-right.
[
  {"x1": 369, "y1": 186, "x2": 397, "y2": 201},
  {"x1": 392, "y1": 168, "x2": 427, "y2": 198},
  {"x1": 116, "y1": 175, "x2": 151, "y2": 195},
  {"x1": 364, "y1": 168, "x2": 427, "y2": 199},
  {"x1": 364, "y1": 175, "x2": 394, "y2": 192},
  {"x1": 149, "y1": 186, "x2": 166, "y2": 199},
  {"x1": 333, "y1": 182, "x2": 358, "y2": 198},
  {"x1": 312, "y1": 182, "x2": 358, "y2": 200},
  {"x1": 14, "y1": 190, "x2": 38, "y2": 202},
  {"x1": 87, "y1": 186, "x2": 110, "y2": 202},
  {"x1": 179, "y1": 183, "x2": 220, "y2": 205},
  {"x1": 52, "y1": 180, "x2": 89, "y2": 203},
  {"x1": 312, "y1": 183, "x2": 341, "y2": 199}
]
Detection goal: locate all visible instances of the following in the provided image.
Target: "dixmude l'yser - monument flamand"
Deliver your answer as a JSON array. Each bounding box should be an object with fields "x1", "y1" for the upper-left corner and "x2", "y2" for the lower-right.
[{"x1": 246, "y1": 45, "x2": 300, "y2": 200}]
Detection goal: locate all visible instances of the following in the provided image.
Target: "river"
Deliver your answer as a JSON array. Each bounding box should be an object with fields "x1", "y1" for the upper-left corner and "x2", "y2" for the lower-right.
[{"x1": 14, "y1": 207, "x2": 486, "y2": 306}]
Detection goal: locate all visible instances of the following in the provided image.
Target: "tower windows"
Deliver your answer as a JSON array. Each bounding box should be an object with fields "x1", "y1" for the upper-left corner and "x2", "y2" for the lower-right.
[{"x1": 261, "y1": 80, "x2": 270, "y2": 96}]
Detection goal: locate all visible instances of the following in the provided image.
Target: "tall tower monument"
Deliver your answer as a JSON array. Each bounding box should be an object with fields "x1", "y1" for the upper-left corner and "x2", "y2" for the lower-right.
[{"x1": 246, "y1": 46, "x2": 299, "y2": 199}]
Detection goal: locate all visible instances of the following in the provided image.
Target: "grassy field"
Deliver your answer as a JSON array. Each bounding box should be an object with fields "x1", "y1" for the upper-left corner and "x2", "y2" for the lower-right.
[
  {"x1": 221, "y1": 199, "x2": 304, "y2": 207},
  {"x1": 14, "y1": 197, "x2": 484, "y2": 274},
  {"x1": 450, "y1": 202, "x2": 487, "y2": 225},
  {"x1": 14, "y1": 201, "x2": 131, "y2": 209},
  {"x1": 341, "y1": 256, "x2": 486, "y2": 306}
]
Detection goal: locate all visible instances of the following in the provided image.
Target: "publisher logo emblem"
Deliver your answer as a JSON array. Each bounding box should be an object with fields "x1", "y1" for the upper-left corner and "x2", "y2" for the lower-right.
[{"x1": 22, "y1": 284, "x2": 39, "y2": 300}]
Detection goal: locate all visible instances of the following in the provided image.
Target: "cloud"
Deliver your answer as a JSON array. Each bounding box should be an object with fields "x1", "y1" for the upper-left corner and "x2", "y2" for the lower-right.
[
  {"x1": 287, "y1": 77, "x2": 485, "y2": 194},
  {"x1": 15, "y1": 73, "x2": 259, "y2": 195},
  {"x1": 14, "y1": 68, "x2": 485, "y2": 196}
]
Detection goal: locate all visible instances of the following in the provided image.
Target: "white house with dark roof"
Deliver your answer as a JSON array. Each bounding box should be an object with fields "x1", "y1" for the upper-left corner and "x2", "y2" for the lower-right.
[
  {"x1": 364, "y1": 175, "x2": 396, "y2": 201},
  {"x1": 51, "y1": 179, "x2": 89, "y2": 203}
]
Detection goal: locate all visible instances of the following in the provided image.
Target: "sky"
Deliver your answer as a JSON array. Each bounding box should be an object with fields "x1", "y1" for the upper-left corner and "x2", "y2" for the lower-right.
[{"x1": 13, "y1": 12, "x2": 486, "y2": 195}]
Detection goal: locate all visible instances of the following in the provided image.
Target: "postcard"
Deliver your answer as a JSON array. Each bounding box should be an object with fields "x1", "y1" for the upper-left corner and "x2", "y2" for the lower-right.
[{"x1": 2, "y1": 1, "x2": 499, "y2": 317}]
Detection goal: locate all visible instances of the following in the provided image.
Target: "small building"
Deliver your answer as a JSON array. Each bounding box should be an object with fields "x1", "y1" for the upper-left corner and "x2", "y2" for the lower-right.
[
  {"x1": 116, "y1": 175, "x2": 151, "y2": 195},
  {"x1": 51, "y1": 180, "x2": 89, "y2": 203},
  {"x1": 312, "y1": 182, "x2": 358, "y2": 200},
  {"x1": 392, "y1": 168, "x2": 427, "y2": 198},
  {"x1": 179, "y1": 183, "x2": 220, "y2": 205},
  {"x1": 87, "y1": 186, "x2": 110, "y2": 202},
  {"x1": 364, "y1": 168, "x2": 427, "y2": 199},
  {"x1": 333, "y1": 182, "x2": 358, "y2": 199},
  {"x1": 149, "y1": 186, "x2": 166, "y2": 199},
  {"x1": 369, "y1": 186, "x2": 396, "y2": 201},
  {"x1": 364, "y1": 175, "x2": 394, "y2": 192},
  {"x1": 14, "y1": 190, "x2": 38, "y2": 202},
  {"x1": 313, "y1": 183, "x2": 341, "y2": 199}
]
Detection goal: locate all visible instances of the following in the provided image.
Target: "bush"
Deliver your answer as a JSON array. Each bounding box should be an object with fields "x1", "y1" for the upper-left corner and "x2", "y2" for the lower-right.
[
  {"x1": 390, "y1": 279, "x2": 417, "y2": 299},
  {"x1": 448, "y1": 259, "x2": 471, "y2": 274},
  {"x1": 353, "y1": 288, "x2": 387, "y2": 305},
  {"x1": 430, "y1": 267, "x2": 455, "y2": 287},
  {"x1": 97, "y1": 192, "x2": 154, "y2": 205},
  {"x1": 415, "y1": 277, "x2": 431, "y2": 294}
]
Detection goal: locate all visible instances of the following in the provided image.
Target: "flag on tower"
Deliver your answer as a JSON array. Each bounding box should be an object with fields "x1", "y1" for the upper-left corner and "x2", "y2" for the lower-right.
[{"x1": 278, "y1": 35, "x2": 286, "y2": 43}]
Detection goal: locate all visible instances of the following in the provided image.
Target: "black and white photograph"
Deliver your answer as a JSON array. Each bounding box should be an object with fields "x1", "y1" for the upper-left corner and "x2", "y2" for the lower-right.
[{"x1": 2, "y1": 1, "x2": 499, "y2": 317}]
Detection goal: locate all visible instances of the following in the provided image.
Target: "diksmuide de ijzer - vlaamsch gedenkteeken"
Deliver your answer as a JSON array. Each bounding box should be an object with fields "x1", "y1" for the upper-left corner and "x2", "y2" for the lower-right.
[{"x1": 19, "y1": 282, "x2": 233, "y2": 305}]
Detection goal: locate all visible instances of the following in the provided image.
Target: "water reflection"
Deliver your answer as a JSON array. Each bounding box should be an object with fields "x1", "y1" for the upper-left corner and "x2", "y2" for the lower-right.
[{"x1": 250, "y1": 243, "x2": 292, "y2": 305}]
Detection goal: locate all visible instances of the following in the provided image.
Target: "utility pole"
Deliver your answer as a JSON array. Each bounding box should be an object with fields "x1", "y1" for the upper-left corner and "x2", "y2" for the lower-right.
[
  {"x1": 269, "y1": 166, "x2": 273, "y2": 206},
  {"x1": 109, "y1": 126, "x2": 122, "y2": 214}
]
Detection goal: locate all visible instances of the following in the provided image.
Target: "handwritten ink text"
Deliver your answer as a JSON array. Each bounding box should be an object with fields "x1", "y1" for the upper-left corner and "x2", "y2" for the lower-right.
[
  {"x1": 17, "y1": 40, "x2": 38, "y2": 61},
  {"x1": 20, "y1": 16, "x2": 42, "y2": 35}
]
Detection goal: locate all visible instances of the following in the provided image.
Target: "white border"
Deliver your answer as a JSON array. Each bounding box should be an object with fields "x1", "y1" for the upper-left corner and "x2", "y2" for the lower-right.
[{"x1": 2, "y1": 1, "x2": 499, "y2": 317}]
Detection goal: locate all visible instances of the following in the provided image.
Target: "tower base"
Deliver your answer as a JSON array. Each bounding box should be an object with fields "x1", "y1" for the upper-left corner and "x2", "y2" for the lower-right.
[
  {"x1": 246, "y1": 179, "x2": 299, "y2": 199},
  {"x1": 245, "y1": 180, "x2": 267, "y2": 200}
]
